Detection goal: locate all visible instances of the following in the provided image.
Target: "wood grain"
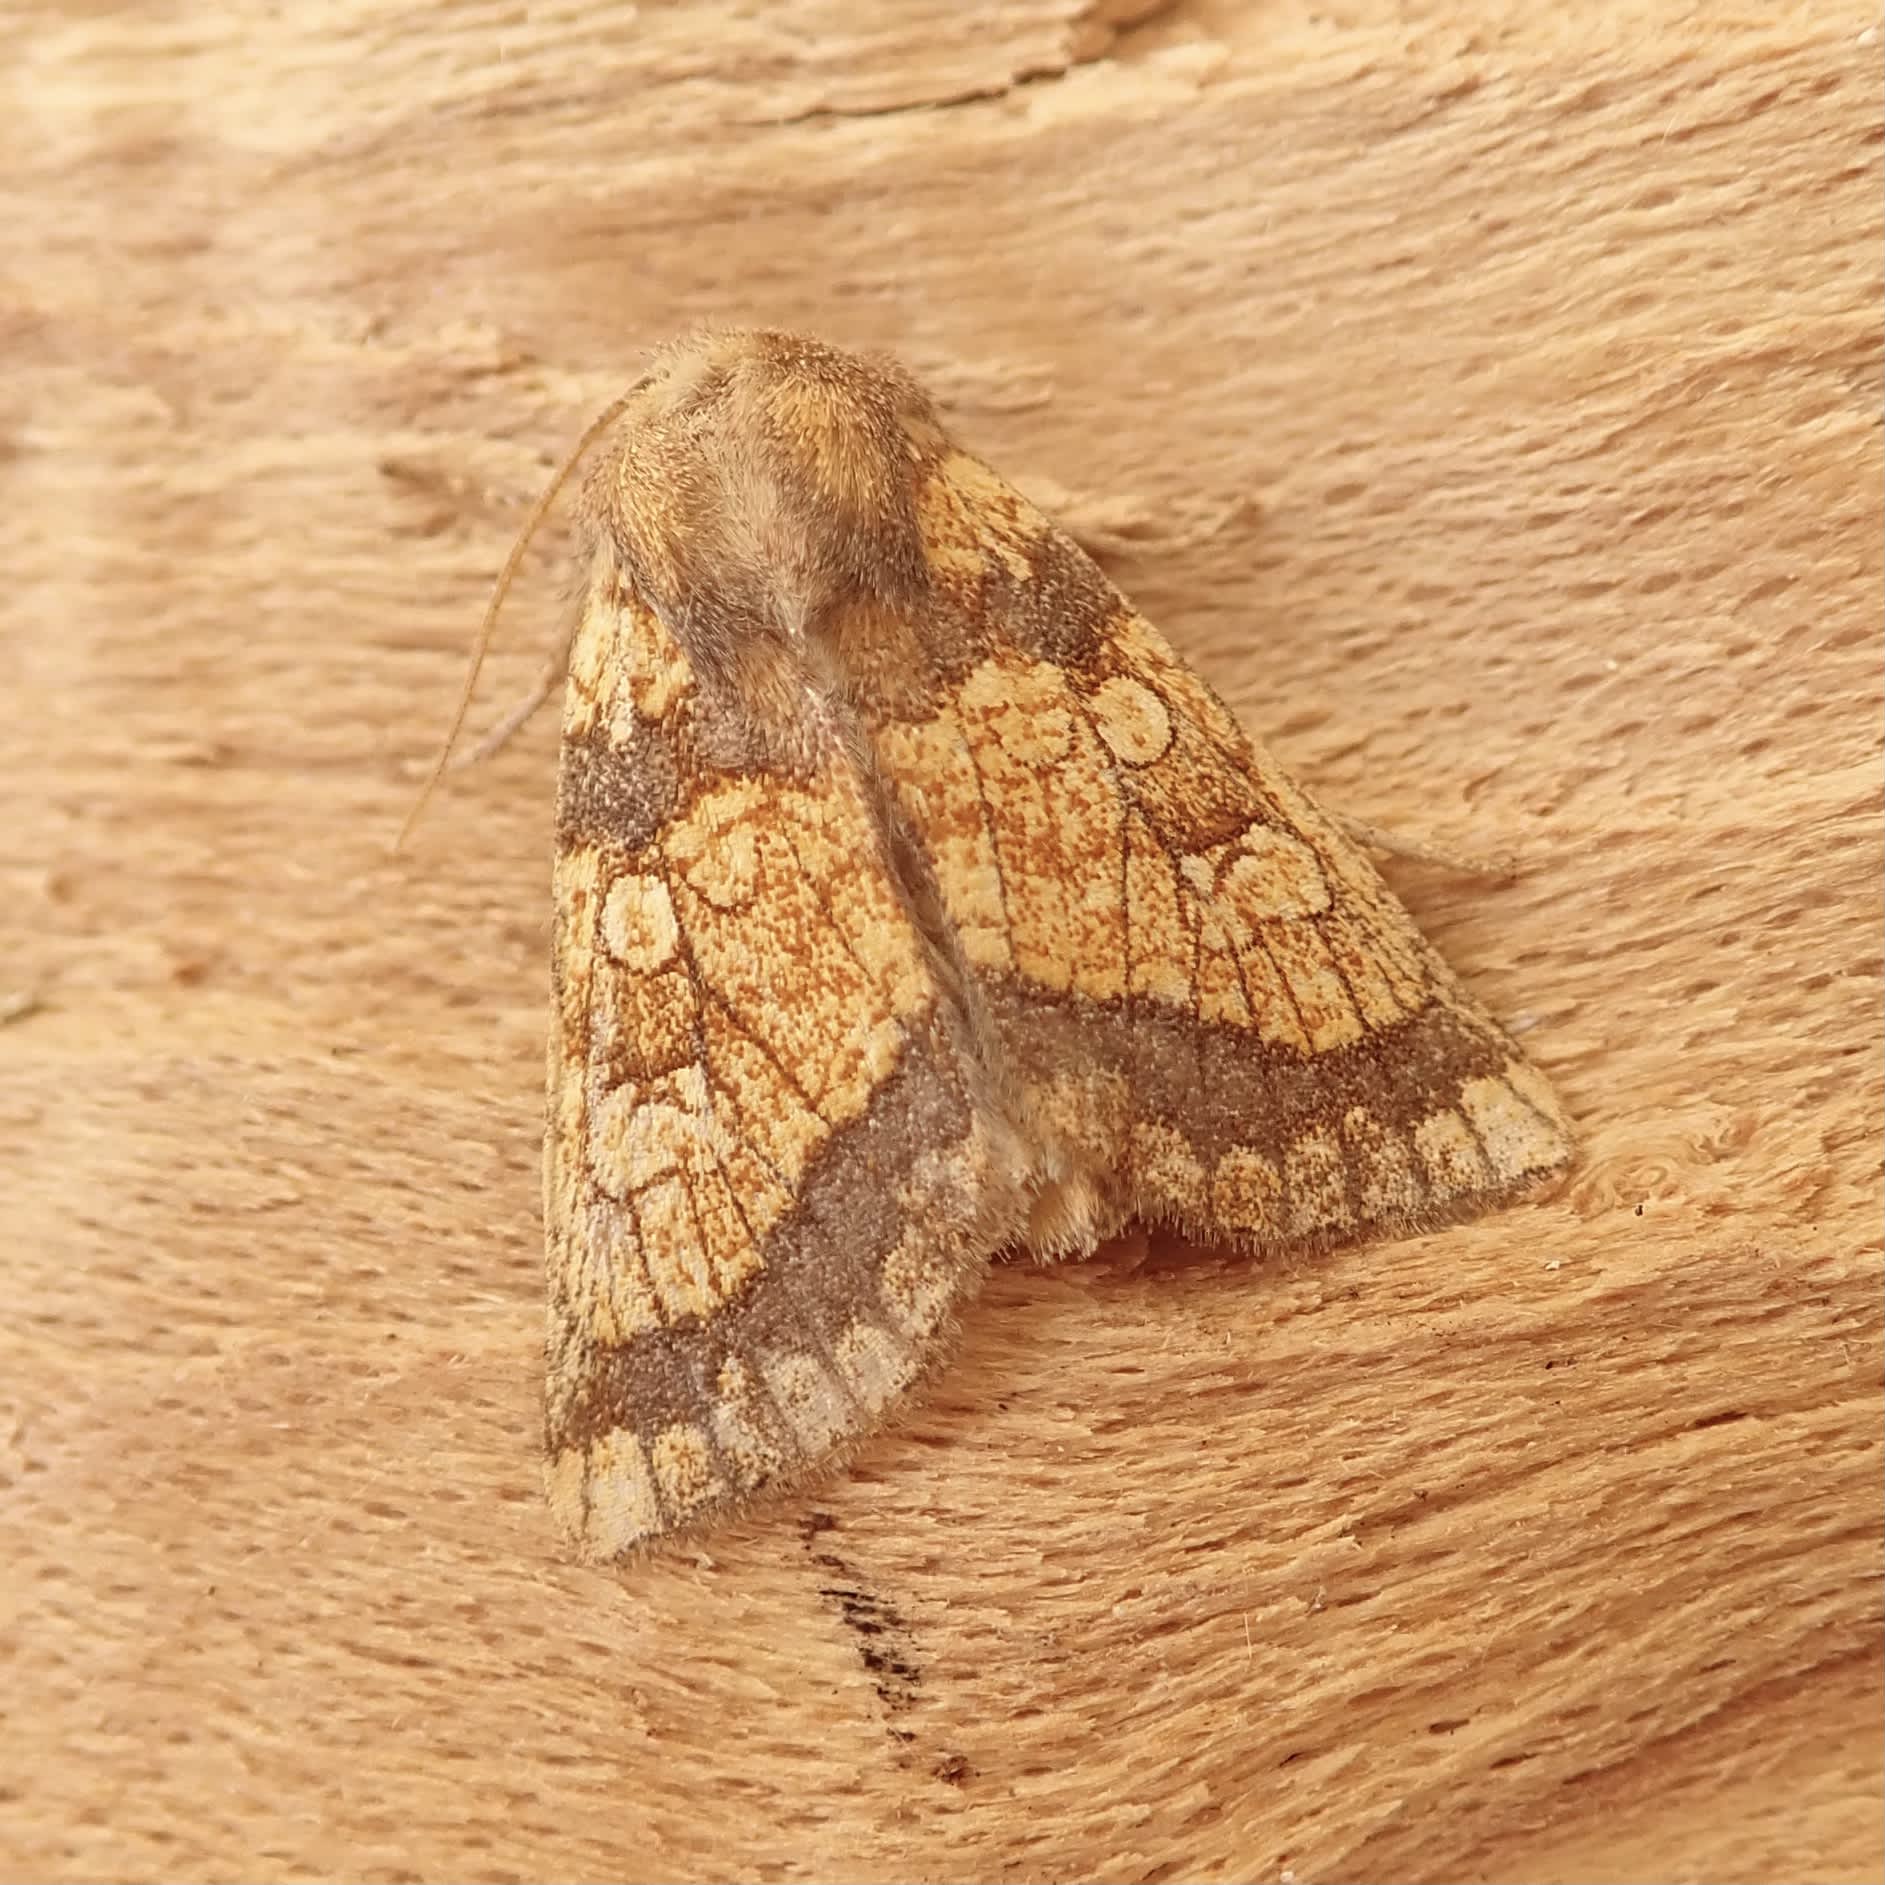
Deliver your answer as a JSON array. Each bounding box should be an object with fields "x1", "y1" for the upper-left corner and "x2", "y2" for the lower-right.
[{"x1": 3, "y1": 3, "x2": 1879, "y2": 1881}]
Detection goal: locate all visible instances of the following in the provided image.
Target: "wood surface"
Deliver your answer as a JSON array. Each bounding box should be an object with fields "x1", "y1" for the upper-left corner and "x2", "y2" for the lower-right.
[{"x1": 3, "y1": 3, "x2": 1880, "y2": 1881}]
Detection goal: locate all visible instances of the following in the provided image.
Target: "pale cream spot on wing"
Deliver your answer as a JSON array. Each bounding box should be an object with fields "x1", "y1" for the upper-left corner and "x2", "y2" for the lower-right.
[
  {"x1": 650, "y1": 1423, "x2": 722, "y2": 1514},
  {"x1": 1342, "y1": 1109, "x2": 1423, "y2": 1221},
  {"x1": 989, "y1": 540, "x2": 1036, "y2": 584},
  {"x1": 1285, "y1": 1129, "x2": 1351, "y2": 1233},
  {"x1": 1217, "y1": 827, "x2": 1333, "y2": 923},
  {"x1": 1413, "y1": 1109, "x2": 1492, "y2": 1198},
  {"x1": 1131, "y1": 1121, "x2": 1209, "y2": 1217},
  {"x1": 764, "y1": 1352, "x2": 852, "y2": 1454},
  {"x1": 960, "y1": 658, "x2": 1075, "y2": 768},
  {"x1": 832, "y1": 1320, "x2": 922, "y2": 1414},
  {"x1": 1187, "y1": 825, "x2": 1345, "y2": 1052},
  {"x1": 589, "y1": 1089, "x2": 695, "y2": 1196},
  {"x1": 584, "y1": 1083, "x2": 642, "y2": 1186},
  {"x1": 1089, "y1": 675, "x2": 1174, "y2": 766},
  {"x1": 1112, "y1": 608, "x2": 1243, "y2": 746},
  {"x1": 1456, "y1": 1073, "x2": 1569, "y2": 1180},
  {"x1": 600, "y1": 872, "x2": 679, "y2": 971},
  {"x1": 586, "y1": 1428, "x2": 664, "y2": 1557},
  {"x1": 1212, "y1": 1145, "x2": 1286, "y2": 1236}
]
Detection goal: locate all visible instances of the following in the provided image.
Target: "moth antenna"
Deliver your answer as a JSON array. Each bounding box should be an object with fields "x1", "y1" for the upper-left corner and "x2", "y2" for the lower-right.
[{"x1": 394, "y1": 390, "x2": 639, "y2": 851}]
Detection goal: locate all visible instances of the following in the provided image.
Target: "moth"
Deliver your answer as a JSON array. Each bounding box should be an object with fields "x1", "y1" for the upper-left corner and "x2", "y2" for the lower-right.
[{"x1": 461, "y1": 329, "x2": 1573, "y2": 1560}]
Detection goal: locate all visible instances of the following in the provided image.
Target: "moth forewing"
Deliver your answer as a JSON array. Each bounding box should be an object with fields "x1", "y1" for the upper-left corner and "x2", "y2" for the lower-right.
[{"x1": 521, "y1": 329, "x2": 1572, "y2": 1560}]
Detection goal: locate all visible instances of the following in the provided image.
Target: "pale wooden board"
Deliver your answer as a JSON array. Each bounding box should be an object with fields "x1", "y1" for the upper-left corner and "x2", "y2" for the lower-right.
[{"x1": 2, "y1": 3, "x2": 1880, "y2": 1881}]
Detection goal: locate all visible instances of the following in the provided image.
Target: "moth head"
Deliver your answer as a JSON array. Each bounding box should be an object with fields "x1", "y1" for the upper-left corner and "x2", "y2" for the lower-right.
[{"x1": 586, "y1": 329, "x2": 944, "y2": 681}]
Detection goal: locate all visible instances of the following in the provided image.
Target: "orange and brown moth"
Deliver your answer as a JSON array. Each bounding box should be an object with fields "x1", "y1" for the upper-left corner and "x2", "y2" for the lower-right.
[{"x1": 449, "y1": 328, "x2": 1573, "y2": 1561}]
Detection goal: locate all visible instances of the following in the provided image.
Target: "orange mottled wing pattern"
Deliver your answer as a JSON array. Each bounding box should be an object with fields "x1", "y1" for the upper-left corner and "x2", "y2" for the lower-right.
[
  {"x1": 533, "y1": 328, "x2": 1570, "y2": 1560},
  {"x1": 543, "y1": 544, "x2": 1024, "y2": 1561},
  {"x1": 867, "y1": 445, "x2": 1573, "y2": 1259}
]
